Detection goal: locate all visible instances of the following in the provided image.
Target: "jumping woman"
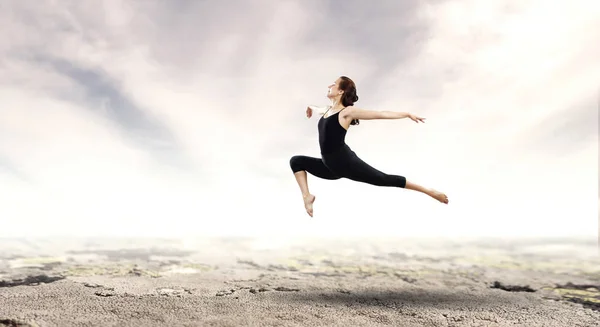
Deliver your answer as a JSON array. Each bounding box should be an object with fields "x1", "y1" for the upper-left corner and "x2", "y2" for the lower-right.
[{"x1": 290, "y1": 76, "x2": 449, "y2": 217}]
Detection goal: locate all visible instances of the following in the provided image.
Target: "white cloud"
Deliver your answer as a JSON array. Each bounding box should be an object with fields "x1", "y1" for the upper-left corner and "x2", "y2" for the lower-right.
[{"x1": 0, "y1": 0, "x2": 597, "y2": 238}]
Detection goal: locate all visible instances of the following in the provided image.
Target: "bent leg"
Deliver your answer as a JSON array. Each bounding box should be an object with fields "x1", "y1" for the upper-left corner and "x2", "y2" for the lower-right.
[
  {"x1": 290, "y1": 155, "x2": 340, "y2": 180},
  {"x1": 289, "y1": 155, "x2": 340, "y2": 217}
]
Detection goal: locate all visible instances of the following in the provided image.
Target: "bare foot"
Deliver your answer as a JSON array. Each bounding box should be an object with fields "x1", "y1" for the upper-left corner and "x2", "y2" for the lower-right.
[
  {"x1": 303, "y1": 194, "x2": 316, "y2": 217},
  {"x1": 430, "y1": 189, "x2": 449, "y2": 204}
]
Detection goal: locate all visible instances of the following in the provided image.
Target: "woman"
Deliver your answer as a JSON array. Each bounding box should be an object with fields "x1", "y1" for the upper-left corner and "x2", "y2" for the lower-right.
[{"x1": 290, "y1": 76, "x2": 449, "y2": 217}]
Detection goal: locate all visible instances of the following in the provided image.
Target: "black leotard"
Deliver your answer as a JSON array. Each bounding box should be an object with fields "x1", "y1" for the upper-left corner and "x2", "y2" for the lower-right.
[
  {"x1": 290, "y1": 108, "x2": 406, "y2": 188},
  {"x1": 318, "y1": 109, "x2": 347, "y2": 154}
]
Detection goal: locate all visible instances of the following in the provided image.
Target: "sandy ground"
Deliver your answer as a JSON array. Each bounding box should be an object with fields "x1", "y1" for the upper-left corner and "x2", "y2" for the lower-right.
[{"x1": 0, "y1": 236, "x2": 599, "y2": 327}]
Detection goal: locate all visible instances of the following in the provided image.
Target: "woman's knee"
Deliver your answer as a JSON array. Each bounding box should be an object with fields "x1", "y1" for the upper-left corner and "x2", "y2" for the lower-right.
[{"x1": 289, "y1": 155, "x2": 304, "y2": 173}]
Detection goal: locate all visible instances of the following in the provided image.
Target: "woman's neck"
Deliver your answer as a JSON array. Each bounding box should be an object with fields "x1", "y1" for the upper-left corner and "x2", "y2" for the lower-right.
[{"x1": 329, "y1": 99, "x2": 344, "y2": 110}]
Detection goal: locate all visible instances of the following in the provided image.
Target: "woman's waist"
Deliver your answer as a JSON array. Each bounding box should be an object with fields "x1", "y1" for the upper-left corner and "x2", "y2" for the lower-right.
[{"x1": 320, "y1": 143, "x2": 353, "y2": 157}]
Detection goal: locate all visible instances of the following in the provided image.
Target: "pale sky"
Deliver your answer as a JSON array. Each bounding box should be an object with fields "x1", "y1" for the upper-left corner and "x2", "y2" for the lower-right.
[{"x1": 1, "y1": 0, "x2": 598, "y2": 238}]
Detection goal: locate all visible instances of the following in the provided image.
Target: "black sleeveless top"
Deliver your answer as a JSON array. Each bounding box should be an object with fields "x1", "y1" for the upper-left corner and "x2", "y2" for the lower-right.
[{"x1": 318, "y1": 109, "x2": 347, "y2": 154}]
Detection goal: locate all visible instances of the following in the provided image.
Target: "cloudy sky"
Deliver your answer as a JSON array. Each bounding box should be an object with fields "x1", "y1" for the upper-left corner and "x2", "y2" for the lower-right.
[{"x1": 1, "y1": 0, "x2": 598, "y2": 238}]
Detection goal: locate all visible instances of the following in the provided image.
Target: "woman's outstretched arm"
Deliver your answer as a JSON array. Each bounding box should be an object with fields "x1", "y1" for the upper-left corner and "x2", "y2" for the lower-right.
[
  {"x1": 306, "y1": 105, "x2": 328, "y2": 118},
  {"x1": 345, "y1": 106, "x2": 425, "y2": 123}
]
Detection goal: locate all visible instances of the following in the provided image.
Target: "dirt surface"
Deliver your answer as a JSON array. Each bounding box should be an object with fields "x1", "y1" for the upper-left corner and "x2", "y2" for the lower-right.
[{"x1": 0, "y1": 237, "x2": 599, "y2": 326}]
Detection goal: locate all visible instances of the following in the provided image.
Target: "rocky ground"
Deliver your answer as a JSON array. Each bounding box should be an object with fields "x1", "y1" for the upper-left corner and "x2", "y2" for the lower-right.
[{"x1": 0, "y1": 237, "x2": 599, "y2": 327}]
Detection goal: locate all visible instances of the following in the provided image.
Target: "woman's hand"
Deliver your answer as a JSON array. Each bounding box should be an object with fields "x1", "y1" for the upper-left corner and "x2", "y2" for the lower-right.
[
  {"x1": 408, "y1": 113, "x2": 426, "y2": 123},
  {"x1": 306, "y1": 106, "x2": 313, "y2": 118}
]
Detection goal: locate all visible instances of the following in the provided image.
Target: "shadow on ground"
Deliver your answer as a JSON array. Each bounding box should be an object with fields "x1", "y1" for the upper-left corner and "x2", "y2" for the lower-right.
[{"x1": 282, "y1": 289, "x2": 512, "y2": 309}]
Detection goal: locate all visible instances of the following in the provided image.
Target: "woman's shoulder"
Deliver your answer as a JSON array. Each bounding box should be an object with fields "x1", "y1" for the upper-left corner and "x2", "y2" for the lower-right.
[{"x1": 341, "y1": 105, "x2": 357, "y2": 114}]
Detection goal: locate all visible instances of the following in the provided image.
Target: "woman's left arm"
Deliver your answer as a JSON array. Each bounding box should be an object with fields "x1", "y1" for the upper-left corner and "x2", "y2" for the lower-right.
[{"x1": 345, "y1": 106, "x2": 426, "y2": 123}]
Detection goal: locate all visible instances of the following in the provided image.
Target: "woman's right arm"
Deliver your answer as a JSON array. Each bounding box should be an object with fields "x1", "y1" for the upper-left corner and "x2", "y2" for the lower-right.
[
  {"x1": 308, "y1": 105, "x2": 327, "y2": 114},
  {"x1": 306, "y1": 105, "x2": 328, "y2": 118}
]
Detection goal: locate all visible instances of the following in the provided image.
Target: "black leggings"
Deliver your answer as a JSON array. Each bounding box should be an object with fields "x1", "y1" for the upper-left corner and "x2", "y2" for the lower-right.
[{"x1": 290, "y1": 145, "x2": 406, "y2": 188}]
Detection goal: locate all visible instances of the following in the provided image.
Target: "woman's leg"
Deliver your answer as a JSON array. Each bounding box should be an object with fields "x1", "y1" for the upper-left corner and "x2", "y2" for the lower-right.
[
  {"x1": 340, "y1": 153, "x2": 449, "y2": 204},
  {"x1": 289, "y1": 155, "x2": 340, "y2": 216},
  {"x1": 337, "y1": 152, "x2": 406, "y2": 188},
  {"x1": 404, "y1": 180, "x2": 449, "y2": 204}
]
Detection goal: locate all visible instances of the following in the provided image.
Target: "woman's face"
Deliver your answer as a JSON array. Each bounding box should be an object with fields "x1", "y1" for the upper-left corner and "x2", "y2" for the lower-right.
[{"x1": 327, "y1": 78, "x2": 343, "y2": 99}]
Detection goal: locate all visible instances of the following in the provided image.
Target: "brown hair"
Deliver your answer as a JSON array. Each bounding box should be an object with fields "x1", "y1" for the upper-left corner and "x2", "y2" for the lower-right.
[{"x1": 339, "y1": 76, "x2": 360, "y2": 125}]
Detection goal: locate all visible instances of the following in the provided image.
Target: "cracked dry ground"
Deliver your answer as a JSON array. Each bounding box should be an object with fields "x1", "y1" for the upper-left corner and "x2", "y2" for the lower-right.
[{"x1": 0, "y1": 237, "x2": 599, "y2": 326}]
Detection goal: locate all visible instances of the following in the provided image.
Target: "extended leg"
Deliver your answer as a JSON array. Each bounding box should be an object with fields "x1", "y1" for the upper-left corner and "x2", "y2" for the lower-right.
[
  {"x1": 404, "y1": 180, "x2": 449, "y2": 204},
  {"x1": 340, "y1": 154, "x2": 407, "y2": 188},
  {"x1": 341, "y1": 154, "x2": 448, "y2": 204},
  {"x1": 289, "y1": 155, "x2": 340, "y2": 217}
]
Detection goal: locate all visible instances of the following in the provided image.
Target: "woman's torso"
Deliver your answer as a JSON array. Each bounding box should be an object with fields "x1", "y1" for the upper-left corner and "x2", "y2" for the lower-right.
[{"x1": 318, "y1": 108, "x2": 350, "y2": 155}]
